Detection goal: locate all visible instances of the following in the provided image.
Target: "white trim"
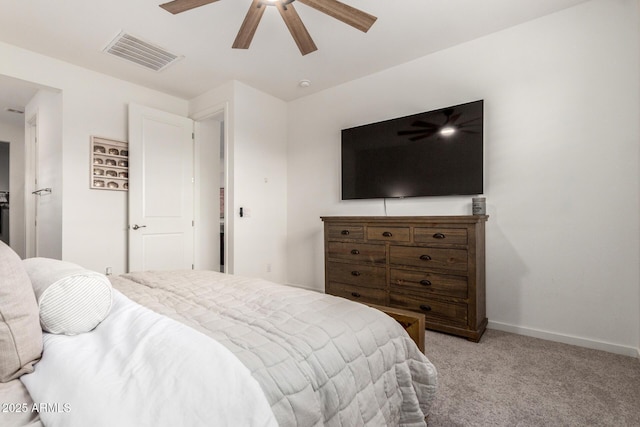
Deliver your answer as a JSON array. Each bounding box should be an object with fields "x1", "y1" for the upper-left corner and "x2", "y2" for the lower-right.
[
  {"x1": 488, "y1": 320, "x2": 638, "y2": 358},
  {"x1": 284, "y1": 282, "x2": 320, "y2": 293}
]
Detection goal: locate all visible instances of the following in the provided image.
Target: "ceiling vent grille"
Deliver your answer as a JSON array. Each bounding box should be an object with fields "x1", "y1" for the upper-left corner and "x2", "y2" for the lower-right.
[{"x1": 103, "y1": 32, "x2": 182, "y2": 72}]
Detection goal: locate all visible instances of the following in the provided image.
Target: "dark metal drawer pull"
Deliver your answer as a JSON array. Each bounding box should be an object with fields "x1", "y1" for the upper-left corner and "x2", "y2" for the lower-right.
[
  {"x1": 351, "y1": 249, "x2": 360, "y2": 255},
  {"x1": 419, "y1": 254, "x2": 432, "y2": 261},
  {"x1": 351, "y1": 271, "x2": 361, "y2": 276},
  {"x1": 382, "y1": 231, "x2": 393, "y2": 237},
  {"x1": 420, "y1": 280, "x2": 432, "y2": 286},
  {"x1": 433, "y1": 233, "x2": 446, "y2": 239},
  {"x1": 351, "y1": 292, "x2": 361, "y2": 298},
  {"x1": 419, "y1": 304, "x2": 432, "y2": 312},
  {"x1": 341, "y1": 230, "x2": 350, "y2": 235}
]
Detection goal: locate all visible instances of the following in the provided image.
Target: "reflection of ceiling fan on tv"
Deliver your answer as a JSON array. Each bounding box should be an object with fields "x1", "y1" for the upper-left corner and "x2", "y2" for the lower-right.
[
  {"x1": 159, "y1": 0, "x2": 377, "y2": 55},
  {"x1": 398, "y1": 109, "x2": 482, "y2": 141}
]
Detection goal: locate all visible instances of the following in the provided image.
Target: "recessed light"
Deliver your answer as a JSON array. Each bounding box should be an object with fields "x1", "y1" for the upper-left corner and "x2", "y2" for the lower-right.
[{"x1": 298, "y1": 79, "x2": 311, "y2": 88}]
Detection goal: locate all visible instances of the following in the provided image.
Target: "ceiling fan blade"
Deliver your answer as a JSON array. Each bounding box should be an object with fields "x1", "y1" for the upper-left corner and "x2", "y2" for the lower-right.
[
  {"x1": 411, "y1": 120, "x2": 439, "y2": 129},
  {"x1": 447, "y1": 113, "x2": 462, "y2": 125},
  {"x1": 409, "y1": 132, "x2": 438, "y2": 141},
  {"x1": 456, "y1": 117, "x2": 482, "y2": 127},
  {"x1": 159, "y1": 0, "x2": 220, "y2": 14},
  {"x1": 232, "y1": 0, "x2": 266, "y2": 50},
  {"x1": 296, "y1": 0, "x2": 377, "y2": 33},
  {"x1": 276, "y1": 2, "x2": 317, "y2": 55},
  {"x1": 398, "y1": 129, "x2": 433, "y2": 136}
]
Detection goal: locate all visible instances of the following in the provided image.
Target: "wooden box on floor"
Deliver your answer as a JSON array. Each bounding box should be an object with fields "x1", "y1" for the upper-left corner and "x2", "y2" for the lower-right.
[{"x1": 368, "y1": 303, "x2": 425, "y2": 353}]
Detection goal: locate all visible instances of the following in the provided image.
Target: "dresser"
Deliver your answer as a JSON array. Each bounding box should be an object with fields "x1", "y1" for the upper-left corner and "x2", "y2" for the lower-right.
[{"x1": 321, "y1": 216, "x2": 488, "y2": 342}]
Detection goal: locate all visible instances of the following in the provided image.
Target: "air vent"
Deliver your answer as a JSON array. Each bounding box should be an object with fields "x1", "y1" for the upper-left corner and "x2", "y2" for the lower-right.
[{"x1": 103, "y1": 32, "x2": 182, "y2": 72}]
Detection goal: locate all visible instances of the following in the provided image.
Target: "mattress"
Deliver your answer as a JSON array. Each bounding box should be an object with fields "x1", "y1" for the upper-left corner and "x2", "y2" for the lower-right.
[{"x1": 110, "y1": 270, "x2": 438, "y2": 426}]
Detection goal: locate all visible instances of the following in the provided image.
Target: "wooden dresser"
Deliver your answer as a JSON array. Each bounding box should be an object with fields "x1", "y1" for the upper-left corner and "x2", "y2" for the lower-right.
[{"x1": 321, "y1": 216, "x2": 488, "y2": 342}]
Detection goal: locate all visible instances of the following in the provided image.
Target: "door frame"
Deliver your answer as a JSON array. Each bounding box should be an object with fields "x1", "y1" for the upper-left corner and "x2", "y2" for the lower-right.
[
  {"x1": 191, "y1": 102, "x2": 232, "y2": 274},
  {"x1": 25, "y1": 113, "x2": 38, "y2": 258}
]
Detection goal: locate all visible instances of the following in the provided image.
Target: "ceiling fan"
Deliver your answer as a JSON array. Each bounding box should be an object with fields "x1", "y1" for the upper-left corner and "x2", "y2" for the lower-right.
[
  {"x1": 398, "y1": 109, "x2": 482, "y2": 141},
  {"x1": 159, "y1": 0, "x2": 377, "y2": 55}
]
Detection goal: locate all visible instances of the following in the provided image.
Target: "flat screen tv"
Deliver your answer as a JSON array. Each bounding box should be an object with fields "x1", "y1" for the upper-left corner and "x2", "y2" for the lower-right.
[{"x1": 341, "y1": 100, "x2": 483, "y2": 200}]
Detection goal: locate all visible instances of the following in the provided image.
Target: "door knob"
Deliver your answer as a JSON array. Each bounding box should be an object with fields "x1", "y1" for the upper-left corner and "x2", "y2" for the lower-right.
[{"x1": 132, "y1": 224, "x2": 147, "y2": 230}]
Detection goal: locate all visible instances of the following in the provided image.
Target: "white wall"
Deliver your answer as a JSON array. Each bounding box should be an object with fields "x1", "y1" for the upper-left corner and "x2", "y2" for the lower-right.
[
  {"x1": 190, "y1": 81, "x2": 289, "y2": 283},
  {"x1": 0, "y1": 120, "x2": 26, "y2": 257},
  {"x1": 233, "y1": 83, "x2": 288, "y2": 282},
  {"x1": 0, "y1": 41, "x2": 189, "y2": 274},
  {"x1": 286, "y1": 0, "x2": 640, "y2": 354}
]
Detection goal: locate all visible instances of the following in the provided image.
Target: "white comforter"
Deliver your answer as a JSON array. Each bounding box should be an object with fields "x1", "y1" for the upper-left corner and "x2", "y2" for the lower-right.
[
  {"x1": 112, "y1": 270, "x2": 438, "y2": 426},
  {"x1": 20, "y1": 291, "x2": 277, "y2": 427}
]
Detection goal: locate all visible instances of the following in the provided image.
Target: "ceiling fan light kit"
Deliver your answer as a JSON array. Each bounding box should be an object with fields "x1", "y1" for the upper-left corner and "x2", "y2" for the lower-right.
[{"x1": 159, "y1": 0, "x2": 377, "y2": 55}]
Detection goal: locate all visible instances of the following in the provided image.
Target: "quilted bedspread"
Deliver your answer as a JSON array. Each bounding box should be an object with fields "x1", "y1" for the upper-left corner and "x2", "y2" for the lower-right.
[{"x1": 110, "y1": 270, "x2": 437, "y2": 426}]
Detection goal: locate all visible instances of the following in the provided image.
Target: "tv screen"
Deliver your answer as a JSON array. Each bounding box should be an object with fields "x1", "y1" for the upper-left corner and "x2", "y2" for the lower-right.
[{"x1": 341, "y1": 100, "x2": 483, "y2": 200}]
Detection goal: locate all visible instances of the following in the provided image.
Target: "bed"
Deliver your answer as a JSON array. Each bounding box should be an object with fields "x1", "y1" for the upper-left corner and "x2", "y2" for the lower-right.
[{"x1": 0, "y1": 241, "x2": 437, "y2": 426}]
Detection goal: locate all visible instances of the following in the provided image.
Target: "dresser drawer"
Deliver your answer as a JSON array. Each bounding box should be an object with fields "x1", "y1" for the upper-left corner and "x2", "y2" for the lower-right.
[
  {"x1": 389, "y1": 246, "x2": 468, "y2": 272},
  {"x1": 390, "y1": 269, "x2": 468, "y2": 299},
  {"x1": 327, "y1": 261, "x2": 386, "y2": 289},
  {"x1": 414, "y1": 227, "x2": 467, "y2": 245},
  {"x1": 366, "y1": 226, "x2": 411, "y2": 242},
  {"x1": 327, "y1": 225, "x2": 364, "y2": 241},
  {"x1": 327, "y1": 282, "x2": 387, "y2": 306},
  {"x1": 328, "y1": 242, "x2": 386, "y2": 264},
  {"x1": 389, "y1": 293, "x2": 467, "y2": 326}
]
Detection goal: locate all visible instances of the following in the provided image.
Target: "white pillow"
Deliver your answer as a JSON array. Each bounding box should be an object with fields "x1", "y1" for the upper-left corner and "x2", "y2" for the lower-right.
[{"x1": 22, "y1": 258, "x2": 113, "y2": 335}]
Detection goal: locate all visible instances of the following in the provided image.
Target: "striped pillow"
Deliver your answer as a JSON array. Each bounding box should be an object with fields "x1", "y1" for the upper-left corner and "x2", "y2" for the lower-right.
[{"x1": 22, "y1": 258, "x2": 113, "y2": 335}]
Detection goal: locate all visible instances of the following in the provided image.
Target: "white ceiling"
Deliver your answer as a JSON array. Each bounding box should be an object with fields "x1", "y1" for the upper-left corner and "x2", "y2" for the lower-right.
[{"x1": 0, "y1": 0, "x2": 589, "y2": 102}]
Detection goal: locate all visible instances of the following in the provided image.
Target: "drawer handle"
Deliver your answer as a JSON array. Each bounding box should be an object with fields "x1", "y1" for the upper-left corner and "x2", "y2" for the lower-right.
[
  {"x1": 433, "y1": 233, "x2": 446, "y2": 239},
  {"x1": 419, "y1": 254, "x2": 432, "y2": 261},
  {"x1": 351, "y1": 292, "x2": 361, "y2": 298},
  {"x1": 382, "y1": 231, "x2": 393, "y2": 237},
  {"x1": 351, "y1": 271, "x2": 361, "y2": 277},
  {"x1": 420, "y1": 280, "x2": 432, "y2": 286},
  {"x1": 351, "y1": 249, "x2": 360, "y2": 255},
  {"x1": 341, "y1": 230, "x2": 350, "y2": 235},
  {"x1": 419, "y1": 304, "x2": 432, "y2": 312}
]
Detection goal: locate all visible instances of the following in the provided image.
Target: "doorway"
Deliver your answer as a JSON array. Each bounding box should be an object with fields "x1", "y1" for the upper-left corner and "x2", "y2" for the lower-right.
[
  {"x1": 128, "y1": 103, "x2": 229, "y2": 273},
  {"x1": 0, "y1": 141, "x2": 9, "y2": 245},
  {"x1": 194, "y1": 110, "x2": 226, "y2": 272}
]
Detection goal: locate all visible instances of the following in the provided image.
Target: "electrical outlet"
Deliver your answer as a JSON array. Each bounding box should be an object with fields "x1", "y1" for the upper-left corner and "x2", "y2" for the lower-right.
[{"x1": 266, "y1": 263, "x2": 272, "y2": 273}]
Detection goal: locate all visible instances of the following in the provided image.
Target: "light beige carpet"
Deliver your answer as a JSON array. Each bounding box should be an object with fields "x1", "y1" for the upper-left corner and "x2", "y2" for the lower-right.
[{"x1": 424, "y1": 329, "x2": 640, "y2": 426}]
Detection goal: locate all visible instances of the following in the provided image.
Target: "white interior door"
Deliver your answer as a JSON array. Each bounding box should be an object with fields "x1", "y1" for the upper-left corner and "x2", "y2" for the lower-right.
[{"x1": 128, "y1": 104, "x2": 194, "y2": 272}]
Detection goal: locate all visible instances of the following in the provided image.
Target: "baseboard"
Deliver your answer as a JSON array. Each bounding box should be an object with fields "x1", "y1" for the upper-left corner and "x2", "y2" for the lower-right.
[
  {"x1": 488, "y1": 320, "x2": 638, "y2": 358},
  {"x1": 285, "y1": 282, "x2": 321, "y2": 292}
]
